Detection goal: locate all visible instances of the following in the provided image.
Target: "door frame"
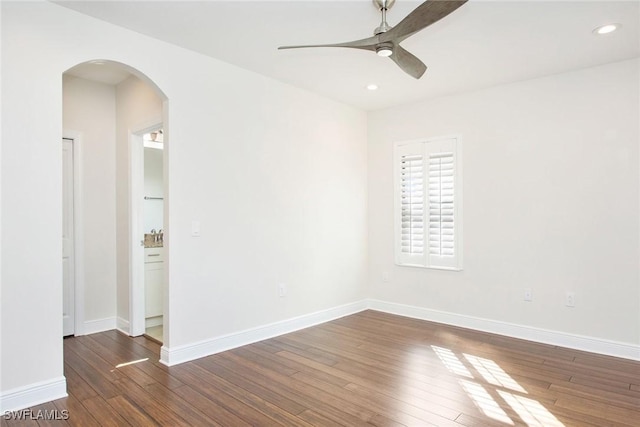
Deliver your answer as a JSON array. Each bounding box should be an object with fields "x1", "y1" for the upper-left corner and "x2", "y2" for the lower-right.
[
  {"x1": 62, "y1": 131, "x2": 85, "y2": 336},
  {"x1": 129, "y1": 120, "x2": 163, "y2": 337}
]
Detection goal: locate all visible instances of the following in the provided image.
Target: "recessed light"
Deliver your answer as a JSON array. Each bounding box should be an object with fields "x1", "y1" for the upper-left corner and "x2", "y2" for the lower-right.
[
  {"x1": 367, "y1": 84, "x2": 379, "y2": 91},
  {"x1": 593, "y1": 23, "x2": 621, "y2": 35}
]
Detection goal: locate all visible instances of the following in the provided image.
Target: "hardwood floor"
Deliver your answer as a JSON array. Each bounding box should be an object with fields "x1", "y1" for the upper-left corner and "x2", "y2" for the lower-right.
[{"x1": 4, "y1": 310, "x2": 639, "y2": 426}]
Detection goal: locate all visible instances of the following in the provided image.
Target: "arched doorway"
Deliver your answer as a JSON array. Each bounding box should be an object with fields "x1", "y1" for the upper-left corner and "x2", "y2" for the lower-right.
[{"x1": 62, "y1": 60, "x2": 169, "y2": 346}]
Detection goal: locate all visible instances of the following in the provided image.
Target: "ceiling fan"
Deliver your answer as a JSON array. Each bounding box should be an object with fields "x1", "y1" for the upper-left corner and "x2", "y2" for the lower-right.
[{"x1": 278, "y1": 0, "x2": 467, "y2": 79}]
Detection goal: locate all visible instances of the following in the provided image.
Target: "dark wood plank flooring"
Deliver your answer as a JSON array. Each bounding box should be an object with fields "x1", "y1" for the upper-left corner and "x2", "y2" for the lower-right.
[{"x1": 3, "y1": 310, "x2": 639, "y2": 426}]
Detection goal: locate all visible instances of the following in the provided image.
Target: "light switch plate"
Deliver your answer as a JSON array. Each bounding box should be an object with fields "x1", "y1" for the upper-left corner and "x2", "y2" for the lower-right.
[
  {"x1": 191, "y1": 220, "x2": 201, "y2": 237},
  {"x1": 278, "y1": 283, "x2": 287, "y2": 298}
]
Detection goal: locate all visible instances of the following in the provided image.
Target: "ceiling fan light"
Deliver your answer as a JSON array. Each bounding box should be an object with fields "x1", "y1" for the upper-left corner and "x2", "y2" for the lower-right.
[{"x1": 376, "y1": 46, "x2": 393, "y2": 57}]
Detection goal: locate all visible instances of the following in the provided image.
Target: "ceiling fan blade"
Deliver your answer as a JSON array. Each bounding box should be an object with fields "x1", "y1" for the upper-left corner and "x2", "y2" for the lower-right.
[
  {"x1": 279, "y1": 35, "x2": 379, "y2": 52},
  {"x1": 381, "y1": 0, "x2": 467, "y2": 44},
  {"x1": 389, "y1": 45, "x2": 427, "y2": 79}
]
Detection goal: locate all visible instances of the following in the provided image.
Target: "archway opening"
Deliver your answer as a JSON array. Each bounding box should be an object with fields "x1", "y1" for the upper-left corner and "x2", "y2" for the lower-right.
[{"x1": 61, "y1": 60, "x2": 169, "y2": 347}]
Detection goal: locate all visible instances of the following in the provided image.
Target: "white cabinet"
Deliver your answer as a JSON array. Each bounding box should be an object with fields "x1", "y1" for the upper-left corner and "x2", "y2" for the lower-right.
[{"x1": 144, "y1": 247, "x2": 164, "y2": 320}]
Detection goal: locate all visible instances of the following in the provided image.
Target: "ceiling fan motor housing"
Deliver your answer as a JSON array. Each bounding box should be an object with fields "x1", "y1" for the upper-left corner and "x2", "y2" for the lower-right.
[{"x1": 373, "y1": 0, "x2": 396, "y2": 11}]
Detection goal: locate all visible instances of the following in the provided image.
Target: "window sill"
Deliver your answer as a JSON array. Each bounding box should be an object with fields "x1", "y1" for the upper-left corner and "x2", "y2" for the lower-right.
[{"x1": 395, "y1": 262, "x2": 463, "y2": 272}]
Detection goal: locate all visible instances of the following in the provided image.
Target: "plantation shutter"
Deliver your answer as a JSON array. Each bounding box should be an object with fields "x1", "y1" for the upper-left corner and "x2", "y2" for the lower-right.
[
  {"x1": 395, "y1": 142, "x2": 426, "y2": 266},
  {"x1": 395, "y1": 137, "x2": 461, "y2": 270},
  {"x1": 400, "y1": 153, "x2": 424, "y2": 255},
  {"x1": 428, "y1": 153, "x2": 456, "y2": 264}
]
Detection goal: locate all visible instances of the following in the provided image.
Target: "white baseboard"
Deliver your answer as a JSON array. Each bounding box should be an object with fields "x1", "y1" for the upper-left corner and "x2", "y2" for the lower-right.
[
  {"x1": 368, "y1": 299, "x2": 640, "y2": 361},
  {"x1": 116, "y1": 317, "x2": 130, "y2": 335},
  {"x1": 160, "y1": 300, "x2": 368, "y2": 366},
  {"x1": 0, "y1": 377, "x2": 67, "y2": 413},
  {"x1": 82, "y1": 317, "x2": 116, "y2": 335},
  {"x1": 145, "y1": 316, "x2": 163, "y2": 328},
  {"x1": 3, "y1": 299, "x2": 637, "y2": 413}
]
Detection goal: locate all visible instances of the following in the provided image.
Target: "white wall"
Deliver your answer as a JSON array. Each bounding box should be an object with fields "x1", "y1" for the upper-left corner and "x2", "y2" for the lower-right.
[
  {"x1": 144, "y1": 147, "x2": 164, "y2": 232},
  {"x1": 166, "y1": 65, "x2": 368, "y2": 347},
  {"x1": 2, "y1": 3, "x2": 66, "y2": 399},
  {"x1": 114, "y1": 75, "x2": 163, "y2": 326},
  {"x1": 0, "y1": 0, "x2": 4, "y2": 394},
  {"x1": 368, "y1": 59, "x2": 640, "y2": 346},
  {"x1": 62, "y1": 75, "x2": 117, "y2": 326},
  {"x1": 1, "y1": 0, "x2": 367, "y2": 403}
]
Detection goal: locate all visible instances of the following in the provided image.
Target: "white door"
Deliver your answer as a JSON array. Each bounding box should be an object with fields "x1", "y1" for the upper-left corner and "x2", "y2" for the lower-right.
[{"x1": 62, "y1": 138, "x2": 75, "y2": 336}]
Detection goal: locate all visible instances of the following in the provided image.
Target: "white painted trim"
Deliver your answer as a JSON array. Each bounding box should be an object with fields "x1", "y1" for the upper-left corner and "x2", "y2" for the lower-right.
[
  {"x1": 82, "y1": 317, "x2": 117, "y2": 335},
  {"x1": 129, "y1": 120, "x2": 163, "y2": 338},
  {"x1": 129, "y1": 130, "x2": 145, "y2": 337},
  {"x1": 0, "y1": 377, "x2": 67, "y2": 413},
  {"x1": 116, "y1": 317, "x2": 130, "y2": 335},
  {"x1": 145, "y1": 315, "x2": 163, "y2": 328},
  {"x1": 368, "y1": 299, "x2": 640, "y2": 361},
  {"x1": 161, "y1": 100, "x2": 170, "y2": 348},
  {"x1": 159, "y1": 298, "x2": 640, "y2": 366},
  {"x1": 159, "y1": 300, "x2": 368, "y2": 366},
  {"x1": 63, "y1": 130, "x2": 85, "y2": 336}
]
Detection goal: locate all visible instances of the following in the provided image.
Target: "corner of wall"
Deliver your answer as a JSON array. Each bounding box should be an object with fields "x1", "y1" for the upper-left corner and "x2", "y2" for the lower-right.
[
  {"x1": 368, "y1": 299, "x2": 640, "y2": 361},
  {"x1": 159, "y1": 300, "x2": 369, "y2": 366}
]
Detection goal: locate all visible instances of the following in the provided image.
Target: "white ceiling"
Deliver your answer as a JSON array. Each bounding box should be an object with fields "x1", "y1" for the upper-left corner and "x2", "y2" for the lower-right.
[{"x1": 56, "y1": 0, "x2": 640, "y2": 111}]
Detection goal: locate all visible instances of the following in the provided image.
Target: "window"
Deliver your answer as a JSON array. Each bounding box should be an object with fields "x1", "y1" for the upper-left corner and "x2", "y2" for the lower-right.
[{"x1": 394, "y1": 136, "x2": 462, "y2": 270}]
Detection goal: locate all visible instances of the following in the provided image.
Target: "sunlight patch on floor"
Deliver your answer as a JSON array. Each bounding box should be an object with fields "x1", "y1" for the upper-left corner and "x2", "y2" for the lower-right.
[
  {"x1": 431, "y1": 345, "x2": 565, "y2": 427},
  {"x1": 459, "y1": 379, "x2": 514, "y2": 425},
  {"x1": 114, "y1": 358, "x2": 149, "y2": 369},
  {"x1": 464, "y1": 353, "x2": 527, "y2": 393},
  {"x1": 432, "y1": 346, "x2": 473, "y2": 378},
  {"x1": 498, "y1": 391, "x2": 565, "y2": 427}
]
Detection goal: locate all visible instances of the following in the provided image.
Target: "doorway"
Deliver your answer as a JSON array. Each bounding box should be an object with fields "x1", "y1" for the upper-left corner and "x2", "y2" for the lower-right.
[
  {"x1": 62, "y1": 61, "x2": 168, "y2": 347},
  {"x1": 142, "y1": 129, "x2": 165, "y2": 342},
  {"x1": 130, "y1": 125, "x2": 166, "y2": 343}
]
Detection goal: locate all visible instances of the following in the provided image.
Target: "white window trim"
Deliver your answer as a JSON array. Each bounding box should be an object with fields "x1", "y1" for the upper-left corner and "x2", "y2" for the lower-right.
[{"x1": 394, "y1": 135, "x2": 463, "y2": 271}]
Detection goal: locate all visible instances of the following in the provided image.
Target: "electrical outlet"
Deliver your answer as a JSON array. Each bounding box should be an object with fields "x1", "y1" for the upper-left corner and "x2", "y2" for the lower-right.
[
  {"x1": 278, "y1": 283, "x2": 287, "y2": 298},
  {"x1": 565, "y1": 291, "x2": 575, "y2": 307},
  {"x1": 524, "y1": 288, "x2": 532, "y2": 302}
]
